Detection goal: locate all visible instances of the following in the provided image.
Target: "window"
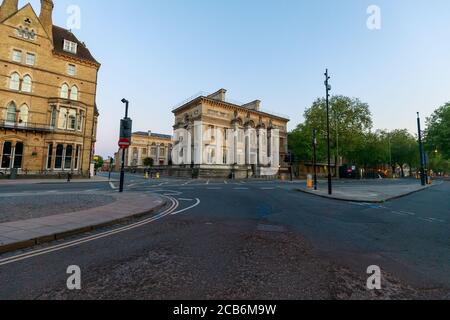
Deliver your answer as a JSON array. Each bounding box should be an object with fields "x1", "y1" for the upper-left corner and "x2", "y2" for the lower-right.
[
  {"x1": 70, "y1": 86, "x2": 78, "y2": 100},
  {"x1": 6, "y1": 102, "x2": 16, "y2": 124},
  {"x1": 13, "y1": 143, "x2": 23, "y2": 169},
  {"x1": 160, "y1": 147, "x2": 165, "y2": 158},
  {"x1": 47, "y1": 144, "x2": 53, "y2": 169},
  {"x1": 55, "y1": 144, "x2": 64, "y2": 169},
  {"x1": 77, "y1": 111, "x2": 83, "y2": 131},
  {"x1": 64, "y1": 145, "x2": 73, "y2": 170},
  {"x1": 25, "y1": 53, "x2": 35, "y2": 66},
  {"x1": 12, "y1": 50, "x2": 22, "y2": 63},
  {"x1": 19, "y1": 104, "x2": 28, "y2": 126},
  {"x1": 61, "y1": 84, "x2": 69, "y2": 99},
  {"x1": 9, "y1": 73, "x2": 20, "y2": 90},
  {"x1": 74, "y1": 145, "x2": 81, "y2": 170},
  {"x1": 68, "y1": 64, "x2": 76, "y2": 76},
  {"x1": 22, "y1": 75, "x2": 32, "y2": 93},
  {"x1": 1, "y1": 142, "x2": 12, "y2": 169},
  {"x1": 17, "y1": 27, "x2": 36, "y2": 40},
  {"x1": 68, "y1": 110, "x2": 76, "y2": 130},
  {"x1": 50, "y1": 107, "x2": 57, "y2": 128},
  {"x1": 58, "y1": 108, "x2": 67, "y2": 129},
  {"x1": 63, "y1": 40, "x2": 78, "y2": 54}
]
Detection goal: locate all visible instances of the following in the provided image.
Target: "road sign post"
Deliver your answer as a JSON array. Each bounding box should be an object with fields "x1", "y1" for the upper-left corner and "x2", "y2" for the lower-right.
[{"x1": 119, "y1": 99, "x2": 132, "y2": 193}]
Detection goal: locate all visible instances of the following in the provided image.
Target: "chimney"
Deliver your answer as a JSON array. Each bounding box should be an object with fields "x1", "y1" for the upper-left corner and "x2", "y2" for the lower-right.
[
  {"x1": 208, "y1": 89, "x2": 227, "y2": 102},
  {"x1": 39, "y1": 0, "x2": 54, "y2": 41},
  {"x1": 242, "y1": 100, "x2": 261, "y2": 111},
  {"x1": 0, "y1": 0, "x2": 18, "y2": 22}
]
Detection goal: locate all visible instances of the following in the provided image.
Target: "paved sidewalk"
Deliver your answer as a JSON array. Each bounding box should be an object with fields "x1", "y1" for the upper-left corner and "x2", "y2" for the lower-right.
[
  {"x1": 0, "y1": 175, "x2": 117, "y2": 185},
  {"x1": 297, "y1": 180, "x2": 436, "y2": 203},
  {"x1": 0, "y1": 192, "x2": 166, "y2": 254}
]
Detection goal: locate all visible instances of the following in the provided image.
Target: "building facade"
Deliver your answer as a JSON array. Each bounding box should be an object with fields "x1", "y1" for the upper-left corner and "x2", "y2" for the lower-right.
[
  {"x1": 114, "y1": 131, "x2": 173, "y2": 171},
  {"x1": 172, "y1": 89, "x2": 289, "y2": 177},
  {"x1": 0, "y1": 0, "x2": 100, "y2": 177}
]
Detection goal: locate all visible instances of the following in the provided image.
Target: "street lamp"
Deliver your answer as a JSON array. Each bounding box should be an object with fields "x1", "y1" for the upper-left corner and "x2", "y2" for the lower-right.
[
  {"x1": 119, "y1": 98, "x2": 131, "y2": 193},
  {"x1": 417, "y1": 112, "x2": 426, "y2": 186},
  {"x1": 325, "y1": 69, "x2": 332, "y2": 195}
]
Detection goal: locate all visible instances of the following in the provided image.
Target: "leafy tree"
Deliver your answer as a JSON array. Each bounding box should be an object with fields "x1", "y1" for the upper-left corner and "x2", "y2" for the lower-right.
[
  {"x1": 94, "y1": 155, "x2": 104, "y2": 170},
  {"x1": 425, "y1": 102, "x2": 450, "y2": 160},
  {"x1": 288, "y1": 95, "x2": 373, "y2": 165},
  {"x1": 388, "y1": 130, "x2": 419, "y2": 177},
  {"x1": 143, "y1": 157, "x2": 154, "y2": 167}
]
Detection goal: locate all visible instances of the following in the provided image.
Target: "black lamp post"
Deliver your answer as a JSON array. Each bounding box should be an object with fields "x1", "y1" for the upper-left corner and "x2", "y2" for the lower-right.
[
  {"x1": 325, "y1": 69, "x2": 332, "y2": 195},
  {"x1": 120, "y1": 98, "x2": 130, "y2": 193},
  {"x1": 417, "y1": 112, "x2": 426, "y2": 186}
]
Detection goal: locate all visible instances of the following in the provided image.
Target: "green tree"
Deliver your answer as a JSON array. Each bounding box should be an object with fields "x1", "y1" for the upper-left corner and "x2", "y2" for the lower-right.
[
  {"x1": 143, "y1": 157, "x2": 154, "y2": 167},
  {"x1": 388, "y1": 130, "x2": 419, "y2": 177},
  {"x1": 94, "y1": 155, "x2": 104, "y2": 170},
  {"x1": 425, "y1": 102, "x2": 450, "y2": 160},
  {"x1": 288, "y1": 95, "x2": 373, "y2": 165}
]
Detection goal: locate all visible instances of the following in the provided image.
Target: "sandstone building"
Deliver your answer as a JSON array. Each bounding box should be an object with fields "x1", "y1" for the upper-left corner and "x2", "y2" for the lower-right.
[
  {"x1": 0, "y1": 0, "x2": 100, "y2": 177},
  {"x1": 114, "y1": 131, "x2": 173, "y2": 171},
  {"x1": 171, "y1": 89, "x2": 289, "y2": 178}
]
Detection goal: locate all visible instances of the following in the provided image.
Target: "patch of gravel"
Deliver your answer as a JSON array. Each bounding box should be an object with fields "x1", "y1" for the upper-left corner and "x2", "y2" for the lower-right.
[
  {"x1": 35, "y1": 217, "x2": 446, "y2": 300},
  {"x1": 0, "y1": 194, "x2": 115, "y2": 223}
]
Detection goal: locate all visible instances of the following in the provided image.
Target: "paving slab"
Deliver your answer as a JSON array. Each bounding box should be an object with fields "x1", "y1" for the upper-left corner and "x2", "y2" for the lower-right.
[
  {"x1": 0, "y1": 192, "x2": 166, "y2": 254},
  {"x1": 297, "y1": 180, "x2": 438, "y2": 203}
]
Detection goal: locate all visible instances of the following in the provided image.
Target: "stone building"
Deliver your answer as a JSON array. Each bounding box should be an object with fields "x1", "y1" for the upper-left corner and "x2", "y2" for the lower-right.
[
  {"x1": 171, "y1": 89, "x2": 289, "y2": 178},
  {"x1": 114, "y1": 131, "x2": 173, "y2": 171},
  {"x1": 0, "y1": 0, "x2": 100, "y2": 177}
]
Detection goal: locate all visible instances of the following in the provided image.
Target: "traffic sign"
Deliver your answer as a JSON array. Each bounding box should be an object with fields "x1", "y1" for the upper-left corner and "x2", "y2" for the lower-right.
[{"x1": 118, "y1": 138, "x2": 131, "y2": 149}]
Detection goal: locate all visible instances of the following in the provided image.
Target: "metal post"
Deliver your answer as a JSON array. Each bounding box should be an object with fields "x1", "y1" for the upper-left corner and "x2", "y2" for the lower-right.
[
  {"x1": 325, "y1": 69, "x2": 332, "y2": 195},
  {"x1": 119, "y1": 99, "x2": 130, "y2": 193},
  {"x1": 313, "y1": 128, "x2": 318, "y2": 190},
  {"x1": 108, "y1": 156, "x2": 112, "y2": 181},
  {"x1": 417, "y1": 112, "x2": 426, "y2": 186}
]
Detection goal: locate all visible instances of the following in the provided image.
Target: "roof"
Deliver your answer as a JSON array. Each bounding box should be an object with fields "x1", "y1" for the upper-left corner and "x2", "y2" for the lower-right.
[
  {"x1": 52, "y1": 25, "x2": 99, "y2": 66},
  {"x1": 133, "y1": 132, "x2": 172, "y2": 140}
]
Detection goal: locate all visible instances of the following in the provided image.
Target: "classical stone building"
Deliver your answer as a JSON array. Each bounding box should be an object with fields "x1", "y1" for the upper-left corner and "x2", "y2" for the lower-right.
[
  {"x1": 0, "y1": 0, "x2": 100, "y2": 177},
  {"x1": 114, "y1": 131, "x2": 173, "y2": 171},
  {"x1": 171, "y1": 89, "x2": 289, "y2": 178}
]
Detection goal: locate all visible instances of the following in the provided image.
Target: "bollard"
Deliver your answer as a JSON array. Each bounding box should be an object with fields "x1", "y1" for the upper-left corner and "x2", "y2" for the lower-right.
[
  {"x1": 144, "y1": 171, "x2": 149, "y2": 179},
  {"x1": 307, "y1": 174, "x2": 313, "y2": 189},
  {"x1": 156, "y1": 172, "x2": 160, "y2": 180}
]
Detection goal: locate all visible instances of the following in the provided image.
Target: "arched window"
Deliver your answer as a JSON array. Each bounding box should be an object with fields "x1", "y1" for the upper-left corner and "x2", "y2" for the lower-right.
[
  {"x1": 19, "y1": 104, "x2": 29, "y2": 126},
  {"x1": 6, "y1": 102, "x2": 16, "y2": 124},
  {"x1": 70, "y1": 86, "x2": 78, "y2": 100},
  {"x1": 22, "y1": 75, "x2": 32, "y2": 92},
  {"x1": 13, "y1": 142, "x2": 23, "y2": 169},
  {"x1": 50, "y1": 107, "x2": 57, "y2": 128},
  {"x1": 9, "y1": 73, "x2": 20, "y2": 90},
  {"x1": 60, "y1": 84, "x2": 69, "y2": 99},
  {"x1": 55, "y1": 144, "x2": 64, "y2": 169},
  {"x1": 1, "y1": 142, "x2": 12, "y2": 169}
]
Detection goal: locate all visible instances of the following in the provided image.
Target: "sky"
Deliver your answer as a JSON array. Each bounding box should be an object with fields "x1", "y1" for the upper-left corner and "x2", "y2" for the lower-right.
[{"x1": 22, "y1": 0, "x2": 450, "y2": 157}]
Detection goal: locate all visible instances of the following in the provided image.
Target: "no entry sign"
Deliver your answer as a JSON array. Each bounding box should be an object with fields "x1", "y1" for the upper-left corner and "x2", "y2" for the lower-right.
[{"x1": 118, "y1": 138, "x2": 131, "y2": 149}]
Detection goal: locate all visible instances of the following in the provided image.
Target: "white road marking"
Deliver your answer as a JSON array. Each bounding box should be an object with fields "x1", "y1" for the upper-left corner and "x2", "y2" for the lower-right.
[
  {"x1": 206, "y1": 187, "x2": 222, "y2": 190},
  {"x1": 171, "y1": 198, "x2": 200, "y2": 216},
  {"x1": 0, "y1": 196, "x2": 180, "y2": 266},
  {"x1": 109, "y1": 182, "x2": 118, "y2": 190},
  {"x1": 234, "y1": 187, "x2": 249, "y2": 190},
  {"x1": 223, "y1": 180, "x2": 228, "y2": 184},
  {"x1": 178, "y1": 198, "x2": 194, "y2": 201}
]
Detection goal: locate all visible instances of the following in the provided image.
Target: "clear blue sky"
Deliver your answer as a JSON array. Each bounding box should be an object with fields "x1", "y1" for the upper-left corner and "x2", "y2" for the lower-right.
[{"x1": 24, "y1": 0, "x2": 450, "y2": 157}]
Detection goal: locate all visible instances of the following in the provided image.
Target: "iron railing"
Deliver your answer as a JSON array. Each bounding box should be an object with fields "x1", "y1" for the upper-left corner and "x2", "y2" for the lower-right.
[{"x1": 0, "y1": 120, "x2": 55, "y2": 132}]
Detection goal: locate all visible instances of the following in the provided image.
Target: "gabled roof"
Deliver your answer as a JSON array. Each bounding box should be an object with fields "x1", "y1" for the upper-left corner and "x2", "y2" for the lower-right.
[{"x1": 52, "y1": 25, "x2": 99, "y2": 66}]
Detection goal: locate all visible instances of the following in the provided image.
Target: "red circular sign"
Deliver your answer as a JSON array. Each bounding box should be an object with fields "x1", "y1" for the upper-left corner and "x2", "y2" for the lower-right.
[{"x1": 118, "y1": 138, "x2": 130, "y2": 149}]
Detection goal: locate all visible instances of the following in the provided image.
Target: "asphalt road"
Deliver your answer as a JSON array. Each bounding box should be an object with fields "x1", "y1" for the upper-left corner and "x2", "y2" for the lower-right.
[{"x1": 0, "y1": 174, "x2": 448, "y2": 299}]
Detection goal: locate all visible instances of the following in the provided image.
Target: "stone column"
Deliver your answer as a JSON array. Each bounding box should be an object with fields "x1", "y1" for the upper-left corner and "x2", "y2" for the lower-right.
[
  {"x1": 155, "y1": 143, "x2": 160, "y2": 164},
  {"x1": 193, "y1": 121, "x2": 203, "y2": 165}
]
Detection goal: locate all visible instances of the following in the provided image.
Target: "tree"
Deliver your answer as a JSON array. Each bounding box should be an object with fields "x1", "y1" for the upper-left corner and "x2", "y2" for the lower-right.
[
  {"x1": 386, "y1": 130, "x2": 419, "y2": 177},
  {"x1": 94, "y1": 155, "x2": 104, "y2": 170},
  {"x1": 143, "y1": 157, "x2": 154, "y2": 167},
  {"x1": 288, "y1": 95, "x2": 373, "y2": 165},
  {"x1": 425, "y1": 102, "x2": 450, "y2": 160}
]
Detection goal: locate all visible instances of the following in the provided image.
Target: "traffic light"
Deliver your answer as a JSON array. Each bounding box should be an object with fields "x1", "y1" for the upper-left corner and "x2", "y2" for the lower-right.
[{"x1": 120, "y1": 118, "x2": 133, "y2": 140}]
